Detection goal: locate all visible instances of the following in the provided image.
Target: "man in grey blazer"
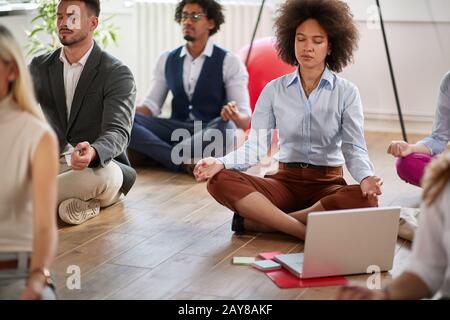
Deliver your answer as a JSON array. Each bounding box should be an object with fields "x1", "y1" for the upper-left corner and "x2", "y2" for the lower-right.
[{"x1": 29, "y1": 0, "x2": 136, "y2": 225}]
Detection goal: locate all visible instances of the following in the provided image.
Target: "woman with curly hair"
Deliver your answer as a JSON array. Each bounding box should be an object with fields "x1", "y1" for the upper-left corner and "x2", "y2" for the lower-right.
[
  {"x1": 193, "y1": 0, "x2": 382, "y2": 240},
  {"x1": 338, "y1": 149, "x2": 450, "y2": 300}
]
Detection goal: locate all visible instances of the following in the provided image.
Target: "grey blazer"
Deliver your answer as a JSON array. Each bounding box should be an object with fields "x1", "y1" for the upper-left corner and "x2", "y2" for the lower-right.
[{"x1": 29, "y1": 42, "x2": 137, "y2": 195}]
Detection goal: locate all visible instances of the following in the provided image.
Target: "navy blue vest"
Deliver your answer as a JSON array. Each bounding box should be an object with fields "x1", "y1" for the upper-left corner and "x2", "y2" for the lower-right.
[{"x1": 165, "y1": 45, "x2": 227, "y2": 122}]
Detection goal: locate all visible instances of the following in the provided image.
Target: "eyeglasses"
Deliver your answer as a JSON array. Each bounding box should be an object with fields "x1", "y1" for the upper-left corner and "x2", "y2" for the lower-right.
[{"x1": 181, "y1": 12, "x2": 206, "y2": 22}]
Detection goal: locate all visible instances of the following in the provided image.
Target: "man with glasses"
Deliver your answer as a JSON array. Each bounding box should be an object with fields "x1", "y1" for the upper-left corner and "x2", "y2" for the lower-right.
[{"x1": 128, "y1": 0, "x2": 251, "y2": 174}]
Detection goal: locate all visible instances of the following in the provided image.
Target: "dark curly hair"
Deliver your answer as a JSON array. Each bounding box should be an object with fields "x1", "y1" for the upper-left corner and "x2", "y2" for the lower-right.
[
  {"x1": 274, "y1": 0, "x2": 359, "y2": 72},
  {"x1": 174, "y1": 0, "x2": 225, "y2": 36}
]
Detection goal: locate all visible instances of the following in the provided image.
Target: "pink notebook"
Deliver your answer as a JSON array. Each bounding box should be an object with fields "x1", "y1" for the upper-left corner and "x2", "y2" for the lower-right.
[{"x1": 266, "y1": 268, "x2": 347, "y2": 288}]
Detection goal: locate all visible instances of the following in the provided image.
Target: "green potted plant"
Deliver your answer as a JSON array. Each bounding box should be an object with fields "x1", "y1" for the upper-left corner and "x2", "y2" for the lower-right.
[{"x1": 25, "y1": 0, "x2": 118, "y2": 57}]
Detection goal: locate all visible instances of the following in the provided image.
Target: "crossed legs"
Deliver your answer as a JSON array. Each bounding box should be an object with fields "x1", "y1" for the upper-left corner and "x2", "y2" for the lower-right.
[
  {"x1": 58, "y1": 160, "x2": 123, "y2": 207},
  {"x1": 207, "y1": 169, "x2": 377, "y2": 240},
  {"x1": 129, "y1": 114, "x2": 238, "y2": 171}
]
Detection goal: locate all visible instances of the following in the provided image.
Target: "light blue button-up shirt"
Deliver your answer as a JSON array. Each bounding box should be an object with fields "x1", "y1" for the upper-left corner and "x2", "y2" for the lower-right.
[
  {"x1": 417, "y1": 71, "x2": 450, "y2": 156},
  {"x1": 219, "y1": 67, "x2": 375, "y2": 183}
]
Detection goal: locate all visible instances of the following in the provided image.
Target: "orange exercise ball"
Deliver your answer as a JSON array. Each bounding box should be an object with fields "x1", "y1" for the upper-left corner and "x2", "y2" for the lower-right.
[{"x1": 239, "y1": 37, "x2": 296, "y2": 112}]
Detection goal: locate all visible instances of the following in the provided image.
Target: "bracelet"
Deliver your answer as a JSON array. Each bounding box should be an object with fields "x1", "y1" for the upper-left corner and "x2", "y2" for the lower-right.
[{"x1": 27, "y1": 268, "x2": 54, "y2": 289}]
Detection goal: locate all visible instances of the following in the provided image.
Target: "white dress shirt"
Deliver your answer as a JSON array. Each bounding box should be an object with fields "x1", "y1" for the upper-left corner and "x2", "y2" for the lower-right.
[
  {"x1": 59, "y1": 41, "x2": 94, "y2": 119},
  {"x1": 141, "y1": 37, "x2": 251, "y2": 117},
  {"x1": 405, "y1": 182, "x2": 450, "y2": 298}
]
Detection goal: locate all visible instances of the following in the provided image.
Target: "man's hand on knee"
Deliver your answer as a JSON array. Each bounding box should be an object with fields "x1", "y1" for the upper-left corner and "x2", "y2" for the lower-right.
[{"x1": 71, "y1": 142, "x2": 97, "y2": 170}]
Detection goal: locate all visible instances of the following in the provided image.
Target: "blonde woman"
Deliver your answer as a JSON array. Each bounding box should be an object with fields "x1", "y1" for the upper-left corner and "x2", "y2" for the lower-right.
[
  {"x1": 338, "y1": 148, "x2": 450, "y2": 300},
  {"x1": 0, "y1": 25, "x2": 59, "y2": 300}
]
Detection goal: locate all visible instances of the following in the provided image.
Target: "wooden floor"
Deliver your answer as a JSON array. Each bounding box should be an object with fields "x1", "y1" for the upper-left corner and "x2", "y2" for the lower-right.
[{"x1": 54, "y1": 132, "x2": 425, "y2": 300}]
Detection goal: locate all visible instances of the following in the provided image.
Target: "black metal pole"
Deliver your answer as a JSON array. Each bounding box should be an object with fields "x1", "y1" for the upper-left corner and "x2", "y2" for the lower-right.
[
  {"x1": 245, "y1": 0, "x2": 266, "y2": 66},
  {"x1": 376, "y1": 0, "x2": 408, "y2": 142}
]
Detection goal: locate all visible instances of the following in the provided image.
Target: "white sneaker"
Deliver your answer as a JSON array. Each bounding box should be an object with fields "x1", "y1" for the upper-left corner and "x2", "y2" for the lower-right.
[{"x1": 58, "y1": 198, "x2": 101, "y2": 225}]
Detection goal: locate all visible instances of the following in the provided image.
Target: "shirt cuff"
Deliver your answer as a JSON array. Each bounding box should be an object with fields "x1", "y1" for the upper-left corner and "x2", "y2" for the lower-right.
[
  {"x1": 90, "y1": 142, "x2": 110, "y2": 168},
  {"x1": 217, "y1": 156, "x2": 235, "y2": 170},
  {"x1": 217, "y1": 154, "x2": 250, "y2": 171},
  {"x1": 237, "y1": 104, "x2": 252, "y2": 117},
  {"x1": 416, "y1": 137, "x2": 443, "y2": 156},
  {"x1": 142, "y1": 102, "x2": 161, "y2": 117},
  {"x1": 355, "y1": 169, "x2": 375, "y2": 184}
]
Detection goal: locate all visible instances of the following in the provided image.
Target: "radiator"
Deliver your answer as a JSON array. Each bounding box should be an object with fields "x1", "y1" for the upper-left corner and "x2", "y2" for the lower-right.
[{"x1": 133, "y1": 0, "x2": 277, "y2": 100}]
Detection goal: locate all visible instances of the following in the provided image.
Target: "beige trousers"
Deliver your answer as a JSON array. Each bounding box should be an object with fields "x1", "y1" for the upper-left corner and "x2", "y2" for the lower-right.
[{"x1": 58, "y1": 157, "x2": 123, "y2": 208}]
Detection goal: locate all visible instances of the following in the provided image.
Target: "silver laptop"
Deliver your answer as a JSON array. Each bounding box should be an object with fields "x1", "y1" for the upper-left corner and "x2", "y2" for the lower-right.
[{"x1": 274, "y1": 207, "x2": 401, "y2": 279}]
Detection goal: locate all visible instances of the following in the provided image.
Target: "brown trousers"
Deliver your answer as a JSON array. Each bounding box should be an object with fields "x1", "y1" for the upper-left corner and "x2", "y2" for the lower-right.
[{"x1": 207, "y1": 163, "x2": 377, "y2": 214}]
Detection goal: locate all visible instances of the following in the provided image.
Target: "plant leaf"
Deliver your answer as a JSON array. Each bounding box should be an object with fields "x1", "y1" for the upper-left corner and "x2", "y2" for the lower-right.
[{"x1": 29, "y1": 26, "x2": 45, "y2": 38}]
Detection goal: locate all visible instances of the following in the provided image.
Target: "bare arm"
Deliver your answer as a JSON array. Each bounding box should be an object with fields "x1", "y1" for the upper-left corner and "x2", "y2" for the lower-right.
[
  {"x1": 338, "y1": 272, "x2": 431, "y2": 300},
  {"x1": 232, "y1": 112, "x2": 251, "y2": 131},
  {"x1": 22, "y1": 131, "x2": 59, "y2": 299},
  {"x1": 411, "y1": 143, "x2": 432, "y2": 155},
  {"x1": 385, "y1": 272, "x2": 432, "y2": 299}
]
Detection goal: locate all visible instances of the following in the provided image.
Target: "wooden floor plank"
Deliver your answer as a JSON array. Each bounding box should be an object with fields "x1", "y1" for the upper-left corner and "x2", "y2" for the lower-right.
[
  {"x1": 112, "y1": 202, "x2": 204, "y2": 237},
  {"x1": 170, "y1": 292, "x2": 232, "y2": 300},
  {"x1": 57, "y1": 201, "x2": 137, "y2": 256},
  {"x1": 53, "y1": 232, "x2": 147, "y2": 291},
  {"x1": 111, "y1": 202, "x2": 233, "y2": 269},
  {"x1": 181, "y1": 234, "x2": 302, "y2": 298},
  {"x1": 57, "y1": 263, "x2": 150, "y2": 300},
  {"x1": 181, "y1": 223, "x2": 256, "y2": 263},
  {"x1": 108, "y1": 254, "x2": 216, "y2": 300}
]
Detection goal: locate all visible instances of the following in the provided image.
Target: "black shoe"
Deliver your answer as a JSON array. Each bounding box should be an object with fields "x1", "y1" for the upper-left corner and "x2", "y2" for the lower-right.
[
  {"x1": 231, "y1": 213, "x2": 246, "y2": 234},
  {"x1": 181, "y1": 163, "x2": 196, "y2": 177},
  {"x1": 127, "y1": 148, "x2": 159, "y2": 168}
]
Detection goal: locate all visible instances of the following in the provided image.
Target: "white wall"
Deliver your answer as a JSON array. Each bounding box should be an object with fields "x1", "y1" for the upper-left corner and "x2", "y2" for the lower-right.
[
  {"x1": 2, "y1": 0, "x2": 450, "y2": 134},
  {"x1": 346, "y1": 0, "x2": 450, "y2": 23},
  {"x1": 342, "y1": 0, "x2": 450, "y2": 133},
  {"x1": 343, "y1": 20, "x2": 450, "y2": 133}
]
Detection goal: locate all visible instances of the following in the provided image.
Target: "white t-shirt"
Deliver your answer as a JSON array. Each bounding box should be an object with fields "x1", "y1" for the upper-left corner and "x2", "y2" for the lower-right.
[{"x1": 406, "y1": 181, "x2": 450, "y2": 298}]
